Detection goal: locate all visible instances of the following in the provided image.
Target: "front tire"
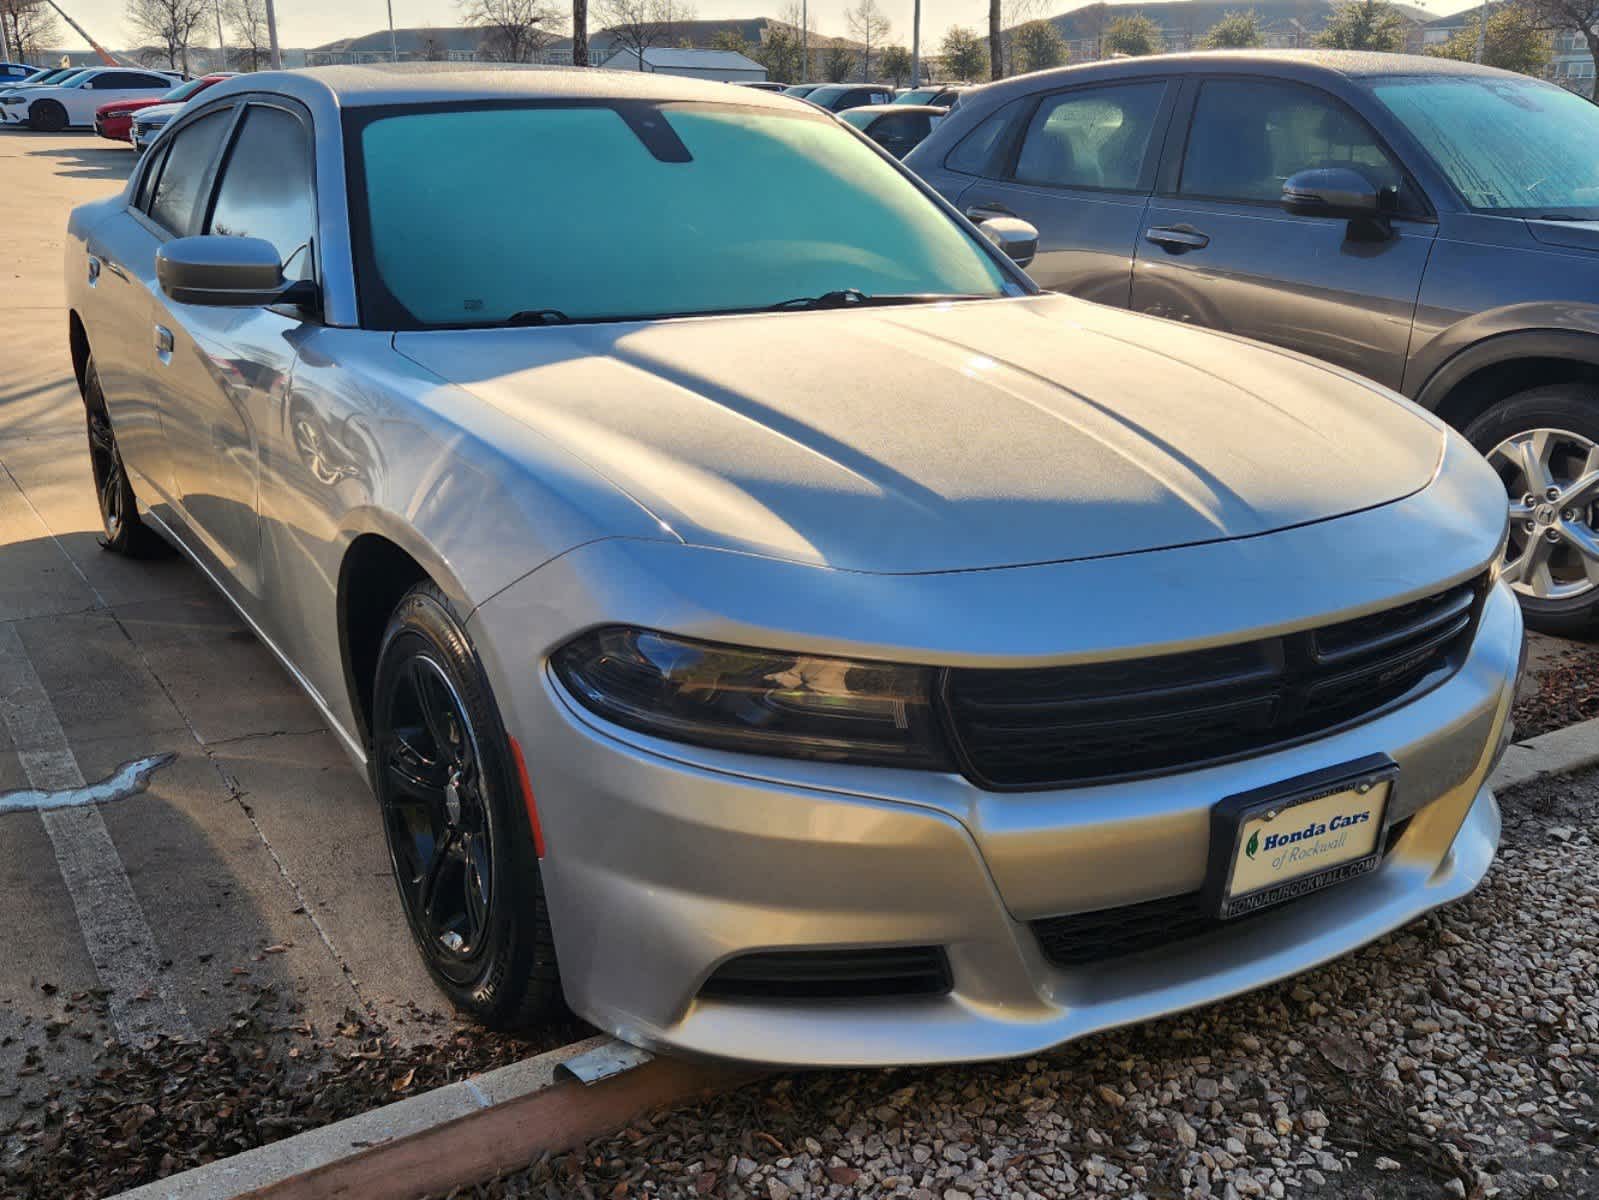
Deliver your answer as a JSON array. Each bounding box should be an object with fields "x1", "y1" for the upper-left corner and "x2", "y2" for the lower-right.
[
  {"x1": 371, "y1": 582, "x2": 562, "y2": 1029},
  {"x1": 29, "y1": 100, "x2": 67, "y2": 132},
  {"x1": 83, "y1": 355, "x2": 167, "y2": 558},
  {"x1": 1465, "y1": 384, "x2": 1599, "y2": 635}
]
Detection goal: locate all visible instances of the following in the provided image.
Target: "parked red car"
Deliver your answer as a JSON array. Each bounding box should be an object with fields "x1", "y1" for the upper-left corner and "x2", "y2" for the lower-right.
[{"x1": 95, "y1": 73, "x2": 232, "y2": 142}]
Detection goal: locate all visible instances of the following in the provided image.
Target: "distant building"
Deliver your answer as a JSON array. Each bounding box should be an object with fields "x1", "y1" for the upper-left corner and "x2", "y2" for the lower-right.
[
  {"x1": 308, "y1": 27, "x2": 491, "y2": 65},
  {"x1": 600, "y1": 45, "x2": 767, "y2": 80}
]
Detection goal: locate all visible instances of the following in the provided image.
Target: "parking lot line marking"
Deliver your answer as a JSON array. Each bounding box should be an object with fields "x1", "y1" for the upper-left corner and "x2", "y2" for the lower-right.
[{"x1": 0, "y1": 622, "x2": 193, "y2": 1045}]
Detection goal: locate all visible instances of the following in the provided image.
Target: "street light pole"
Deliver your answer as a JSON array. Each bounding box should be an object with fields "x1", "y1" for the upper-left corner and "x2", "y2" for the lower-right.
[
  {"x1": 1, "y1": 12, "x2": 13, "y2": 64},
  {"x1": 911, "y1": 0, "x2": 921, "y2": 86},
  {"x1": 387, "y1": 0, "x2": 399, "y2": 61},
  {"x1": 265, "y1": 0, "x2": 281, "y2": 68},
  {"x1": 801, "y1": 0, "x2": 808, "y2": 81},
  {"x1": 1474, "y1": 0, "x2": 1487, "y2": 63},
  {"x1": 215, "y1": 0, "x2": 226, "y2": 71}
]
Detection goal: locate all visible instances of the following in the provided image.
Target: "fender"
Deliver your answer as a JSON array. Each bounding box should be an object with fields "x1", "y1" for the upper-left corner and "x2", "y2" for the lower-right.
[{"x1": 1411, "y1": 327, "x2": 1599, "y2": 415}]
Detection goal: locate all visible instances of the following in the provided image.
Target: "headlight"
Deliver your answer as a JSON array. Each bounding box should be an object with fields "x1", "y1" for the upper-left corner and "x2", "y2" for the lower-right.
[{"x1": 552, "y1": 626, "x2": 952, "y2": 770}]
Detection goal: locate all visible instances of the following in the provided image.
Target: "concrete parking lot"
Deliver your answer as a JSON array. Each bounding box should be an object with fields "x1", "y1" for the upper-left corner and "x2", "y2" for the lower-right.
[{"x1": 0, "y1": 131, "x2": 460, "y2": 1132}]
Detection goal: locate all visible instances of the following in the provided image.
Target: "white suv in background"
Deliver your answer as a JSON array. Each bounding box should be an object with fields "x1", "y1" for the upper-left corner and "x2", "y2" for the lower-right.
[{"x1": 0, "y1": 66, "x2": 182, "y2": 131}]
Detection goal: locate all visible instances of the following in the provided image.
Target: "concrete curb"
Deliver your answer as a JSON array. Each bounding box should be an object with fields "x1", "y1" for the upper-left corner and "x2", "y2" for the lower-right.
[
  {"x1": 111, "y1": 1035, "x2": 763, "y2": 1200},
  {"x1": 1490, "y1": 714, "x2": 1599, "y2": 792}
]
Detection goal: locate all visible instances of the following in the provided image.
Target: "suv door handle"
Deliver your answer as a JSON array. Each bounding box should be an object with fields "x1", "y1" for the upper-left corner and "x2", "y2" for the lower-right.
[
  {"x1": 154, "y1": 325, "x2": 174, "y2": 357},
  {"x1": 1145, "y1": 226, "x2": 1210, "y2": 252},
  {"x1": 965, "y1": 203, "x2": 1015, "y2": 223}
]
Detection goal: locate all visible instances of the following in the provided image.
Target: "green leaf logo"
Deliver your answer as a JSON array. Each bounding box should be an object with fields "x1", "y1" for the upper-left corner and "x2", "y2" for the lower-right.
[{"x1": 1245, "y1": 831, "x2": 1260, "y2": 860}]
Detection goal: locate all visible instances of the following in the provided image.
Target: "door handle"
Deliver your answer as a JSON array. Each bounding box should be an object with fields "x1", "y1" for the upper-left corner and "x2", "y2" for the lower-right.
[
  {"x1": 1144, "y1": 226, "x2": 1210, "y2": 252},
  {"x1": 103, "y1": 258, "x2": 128, "y2": 280},
  {"x1": 154, "y1": 325, "x2": 174, "y2": 357},
  {"x1": 965, "y1": 203, "x2": 1015, "y2": 223}
]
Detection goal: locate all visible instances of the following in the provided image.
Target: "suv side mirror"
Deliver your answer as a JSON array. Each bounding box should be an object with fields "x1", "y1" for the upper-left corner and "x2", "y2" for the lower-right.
[
  {"x1": 978, "y1": 216, "x2": 1039, "y2": 268},
  {"x1": 157, "y1": 236, "x2": 315, "y2": 308},
  {"x1": 1281, "y1": 167, "x2": 1397, "y2": 220}
]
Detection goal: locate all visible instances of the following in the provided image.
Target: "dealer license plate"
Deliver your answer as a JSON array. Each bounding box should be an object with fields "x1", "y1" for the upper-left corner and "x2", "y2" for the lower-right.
[{"x1": 1207, "y1": 755, "x2": 1396, "y2": 920}]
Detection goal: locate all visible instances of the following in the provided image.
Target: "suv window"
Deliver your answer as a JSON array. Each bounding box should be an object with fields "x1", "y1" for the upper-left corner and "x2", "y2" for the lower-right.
[
  {"x1": 208, "y1": 105, "x2": 316, "y2": 281},
  {"x1": 1013, "y1": 82, "x2": 1165, "y2": 191},
  {"x1": 1179, "y1": 78, "x2": 1405, "y2": 205},
  {"x1": 945, "y1": 97, "x2": 1027, "y2": 176},
  {"x1": 93, "y1": 71, "x2": 167, "y2": 89},
  {"x1": 148, "y1": 108, "x2": 232, "y2": 236}
]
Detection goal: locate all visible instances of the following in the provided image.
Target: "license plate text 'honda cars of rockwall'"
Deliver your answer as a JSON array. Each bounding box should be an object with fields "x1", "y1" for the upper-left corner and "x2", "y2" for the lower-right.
[{"x1": 65, "y1": 64, "x2": 1522, "y2": 1066}]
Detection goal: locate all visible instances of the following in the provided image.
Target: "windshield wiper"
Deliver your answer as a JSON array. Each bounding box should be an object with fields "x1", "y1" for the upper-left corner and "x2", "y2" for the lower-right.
[
  {"x1": 504, "y1": 309, "x2": 573, "y2": 325},
  {"x1": 767, "y1": 290, "x2": 989, "y2": 311}
]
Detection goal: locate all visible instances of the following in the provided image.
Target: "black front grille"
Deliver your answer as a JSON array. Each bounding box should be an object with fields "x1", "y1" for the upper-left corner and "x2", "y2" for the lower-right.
[
  {"x1": 943, "y1": 578, "x2": 1485, "y2": 789},
  {"x1": 1032, "y1": 817, "x2": 1414, "y2": 968},
  {"x1": 699, "y1": 947, "x2": 952, "y2": 1001}
]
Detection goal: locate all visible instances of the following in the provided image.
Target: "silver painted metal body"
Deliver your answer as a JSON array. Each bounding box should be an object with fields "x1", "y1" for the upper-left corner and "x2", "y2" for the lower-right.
[{"x1": 66, "y1": 64, "x2": 1520, "y2": 1066}]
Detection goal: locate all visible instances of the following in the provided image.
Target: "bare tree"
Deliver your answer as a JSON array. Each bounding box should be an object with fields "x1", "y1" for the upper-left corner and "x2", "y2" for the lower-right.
[
  {"x1": 420, "y1": 28, "x2": 449, "y2": 59},
  {"x1": 1528, "y1": 0, "x2": 1599, "y2": 98},
  {"x1": 573, "y1": 0, "x2": 588, "y2": 64},
  {"x1": 846, "y1": 0, "x2": 890, "y2": 79},
  {"x1": 223, "y1": 0, "x2": 270, "y2": 70},
  {"x1": 126, "y1": 0, "x2": 211, "y2": 72},
  {"x1": 1, "y1": 0, "x2": 61, "y2": 61},
  {"x1": 595, "y1": 0, "x2": 693, "y2": 61},
  {"x1": 460, "y1": 0, "x2": 561, "y2": 62}
]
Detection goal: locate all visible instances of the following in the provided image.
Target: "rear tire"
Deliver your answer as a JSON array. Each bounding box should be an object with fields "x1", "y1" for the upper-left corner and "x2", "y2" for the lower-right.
[
  {"x1": 1464, "y1": 384, "x2": 1599, "y2": 635},
  {"x1": 371, "y1": 582, "x2": 563, "y2": 1030},
  {"x1": 28, "y1": 100, "x2": 67, "y2": 132},
  {"x1": 83, "y1": 355, "x2": 167, "y2": 558}
]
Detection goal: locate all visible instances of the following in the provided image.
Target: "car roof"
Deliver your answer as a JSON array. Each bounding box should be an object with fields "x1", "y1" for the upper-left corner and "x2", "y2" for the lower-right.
[
  {"x1": 965, "y1": 47, "x2": 1523, "y2": 105},
  {"x1": 200, "y1": 62, "x2": 806, "y2": 112}
]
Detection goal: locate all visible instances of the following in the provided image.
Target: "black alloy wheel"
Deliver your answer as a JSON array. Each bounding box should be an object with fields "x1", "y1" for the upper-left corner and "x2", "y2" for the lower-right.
[
  {"x1": 29, "y1": 100, "x2": 66, "y2": 132},
  {"x1": 372, "y1": 583, "x2": 561, "y2": 1027},
  {"x1": 82, "y1": 355, "x2": 165, "y2": 557}
]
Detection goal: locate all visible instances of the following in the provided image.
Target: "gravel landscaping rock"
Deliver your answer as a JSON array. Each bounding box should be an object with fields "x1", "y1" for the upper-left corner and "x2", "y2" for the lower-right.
[
  {"x1": 1514, "y1": 644, "x2": 1599, "y2": 740},
  {"x1": 444, "y1": 768, "x2": 1599, "y2": 1200}
]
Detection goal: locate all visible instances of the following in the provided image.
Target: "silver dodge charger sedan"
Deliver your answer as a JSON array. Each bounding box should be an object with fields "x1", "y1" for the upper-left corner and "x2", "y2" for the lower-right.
[{"x1": 66, "y1": 64, "x2": 1522, "y2": 1067}]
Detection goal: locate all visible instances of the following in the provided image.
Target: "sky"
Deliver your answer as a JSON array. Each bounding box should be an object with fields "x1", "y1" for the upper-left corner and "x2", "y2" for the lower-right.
[{"x1": 47, "y1": 0, "x2": 1484, "y2": 54}]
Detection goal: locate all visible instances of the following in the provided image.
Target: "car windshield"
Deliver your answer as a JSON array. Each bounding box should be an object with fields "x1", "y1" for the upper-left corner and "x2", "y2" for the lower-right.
[
  {"x1": 46, "y1": 69, "x2": 93, "y2": 88},
  {"x1": 163, "y1": 77, "x2": 207, "y2": 101},
  {"x1": 781, "y1": 84, "x2": 814, "y2": 96},
  {"x1": 351, "y1": 100, "x2": 1013, "y2": 329},
  {"x1": 839, "y1": 108, "x2": 877, "y2": 128},
  {"x1": 895, "y1": 89, "x2": 937, "y2": 104},
  {"x1": 1372, "y1": 74, "x2": 1599, "y2": 218},
  {"x1": 805, "y1": 85, "x2": 857, "y2": 107}
]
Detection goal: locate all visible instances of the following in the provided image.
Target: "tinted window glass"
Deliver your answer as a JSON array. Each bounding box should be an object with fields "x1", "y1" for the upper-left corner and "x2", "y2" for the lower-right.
[
  {"x1": 209, "y1": 106, "x2": 315, "y2": 281},
  {"x1": 1013, "y1": 82, "x2": 1164, "y2": 190},
  {"x1": 135, "y1": 140, "x2": 170, "y2": 212},
  {"x1": 149, "y1": 108, "x2": 231, "y2": 236},
  {"x1": 93, "y1": 72, "x2": 156, "y2": 89},
  {"x1": 355, "y1": 102, "x2": 1011, "y2": 328},
  {"x1": 945, "y1": 98, "x2": 1025, "y2": 175},
  {"x1": 1372, "y1": 75, "x2": 1599, "y2": 217},
  {"x1": 1179, "y1": 79, "x2": 1403, "y2": 204}
]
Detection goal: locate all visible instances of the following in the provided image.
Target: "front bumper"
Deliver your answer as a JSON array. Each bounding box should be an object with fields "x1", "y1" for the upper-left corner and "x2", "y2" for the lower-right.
[{"x1": 473, "y1": 557, "x2": 1521, "y2": 1067}]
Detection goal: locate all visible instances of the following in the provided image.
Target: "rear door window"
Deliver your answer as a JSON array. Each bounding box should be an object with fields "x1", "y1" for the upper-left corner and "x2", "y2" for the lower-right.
[
  {"x1": 148, "y1": 108, "x2": 233, "y2": 236},
  {"x1": 1012, "y1": 82, "x2": 1167, "y2": 192}
]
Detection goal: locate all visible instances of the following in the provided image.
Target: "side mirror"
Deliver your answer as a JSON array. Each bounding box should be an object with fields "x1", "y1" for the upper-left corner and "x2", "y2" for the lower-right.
[
  {"x1": 1281, "y1": 167, "x2": 1395, "y2": 221},
  {"x1": 978, "y1": 216, "x2": 1039, "y2": 269},
  {"x1": 156, "y1": 235, "x2": 314, "y2": 307}
]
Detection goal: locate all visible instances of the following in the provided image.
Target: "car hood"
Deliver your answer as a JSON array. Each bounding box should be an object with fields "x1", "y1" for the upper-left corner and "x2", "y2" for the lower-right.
[
  {"x1": 395, "y1": 294, "x2": 1444, "y2": 574},
  {"x1": 134, "y1": 103, "x2": 182, "y2": 121}
]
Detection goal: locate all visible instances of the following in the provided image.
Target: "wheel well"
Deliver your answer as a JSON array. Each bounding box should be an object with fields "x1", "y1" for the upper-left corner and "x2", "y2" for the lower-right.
[
  {"x1": 1430, "y1": 356, "x2": 1599, "y2": 432},
  {"x1": 339, "y1": 535, "x2": 430, "y2": 748},
  {"x1": 68, "y1": 312, "x2": 90, "y2": 397}
]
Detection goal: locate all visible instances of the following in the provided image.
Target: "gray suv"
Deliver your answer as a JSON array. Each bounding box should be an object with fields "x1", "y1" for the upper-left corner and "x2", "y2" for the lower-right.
[{"x1": 908, "y1": 51, "x2": 1599, "y2": 633}]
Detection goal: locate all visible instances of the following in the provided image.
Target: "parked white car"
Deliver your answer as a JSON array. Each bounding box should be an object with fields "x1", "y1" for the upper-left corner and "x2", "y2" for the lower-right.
[{"x1": 0, "y1": 66, "x2": 182, "y2": 131}]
